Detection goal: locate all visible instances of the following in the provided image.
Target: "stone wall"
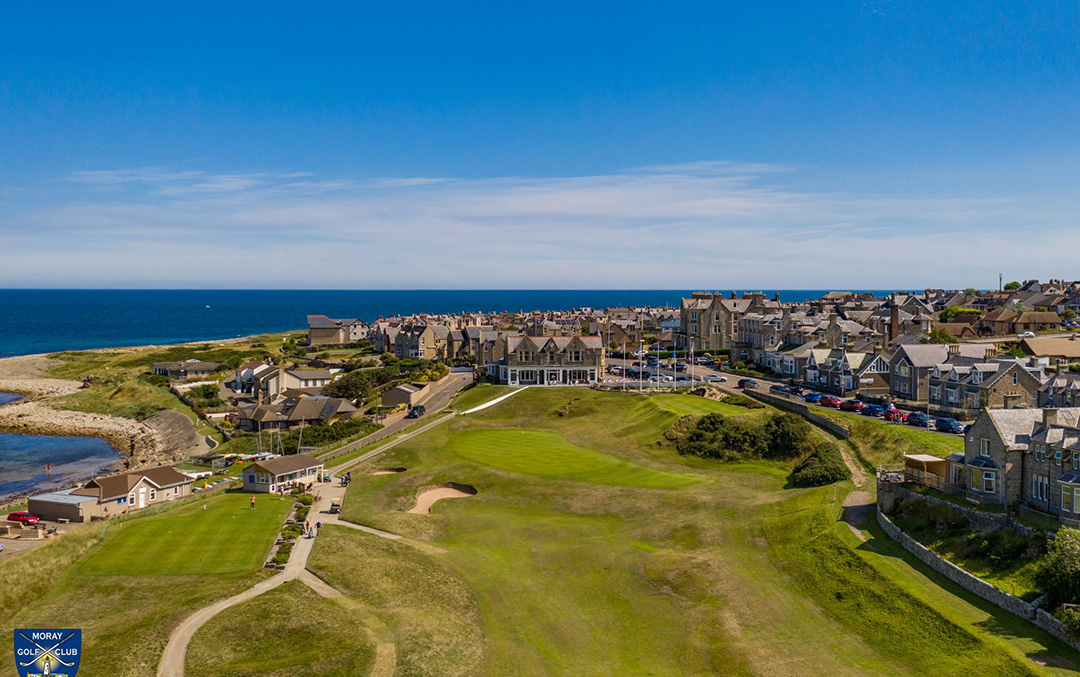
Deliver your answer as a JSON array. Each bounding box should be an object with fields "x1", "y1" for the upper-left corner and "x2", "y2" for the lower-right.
[
  {"x1": 744, "y1": 390, "x2": 851, "y2": 439},
  {"x1": 876, "y1": 510, "x2": 1041, "y2": 620},
  {"x1": 1034, "y1": 609, "x2": 1080, "y2": 652},
  {"x1": 877, "y1": 481, "x2": 1036, "y2": 537}
]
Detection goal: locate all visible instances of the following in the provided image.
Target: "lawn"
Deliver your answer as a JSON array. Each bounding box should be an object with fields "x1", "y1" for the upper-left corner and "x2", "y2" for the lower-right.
[
  {"x1": 648, "y1": 393, "x2": 766, "y2": 417},
  {"x1": 0, "y1": 490, "x2": 291, "y2": 676},
  {"x1": 310, "y1": 387, "x2": 1072, "y2": 675},
  {"x1": 78, "y1": 491, "x2": 292, "y2": 576},
  {"x1": 186, "y1": 580, "x2": 377, "y2": 677},
  {"x1": 451, "y1": 383, "x2": 513, "y2": 411}
]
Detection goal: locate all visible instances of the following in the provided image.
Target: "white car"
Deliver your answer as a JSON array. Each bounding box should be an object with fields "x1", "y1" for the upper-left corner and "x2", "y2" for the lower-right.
[
  {"x1": 1017, "y1": 332, "x2": 1036, "y2": 339},
  {"x1": 704, "y1": 374, "x2": 727, "y2": 382}
]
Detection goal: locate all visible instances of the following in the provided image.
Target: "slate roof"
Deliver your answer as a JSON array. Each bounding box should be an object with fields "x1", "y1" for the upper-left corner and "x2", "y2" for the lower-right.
[
  {"x1": 72, "y1": 466, "x2": 193, "y2": 501},
  {"x1": 249, "y1": 453, "x2": 323, "y2": 476}
]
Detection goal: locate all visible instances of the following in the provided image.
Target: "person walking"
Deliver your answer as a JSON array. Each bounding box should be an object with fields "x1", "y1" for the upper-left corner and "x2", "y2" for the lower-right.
[
  {"x1": 250, "y1": 495, "x2": 256, "y2": 510},
  {"x1": 315, "y1": 521, "x2": 322, "y2": 535}
]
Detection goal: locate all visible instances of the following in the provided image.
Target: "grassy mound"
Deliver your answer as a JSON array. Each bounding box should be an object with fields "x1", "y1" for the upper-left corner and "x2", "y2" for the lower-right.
[
  {"x1": 186, "y1": 580, "x2": 376, "y2": 677},
  {"x1": 450, "y1": 428, "x2": 708, "y2": 489},
  {"x1": 817, "y1": 409, "x2": 963, "y2": 467}
]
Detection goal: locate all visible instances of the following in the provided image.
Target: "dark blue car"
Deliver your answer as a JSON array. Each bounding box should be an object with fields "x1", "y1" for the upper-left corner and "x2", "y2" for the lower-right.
[
  {"x1": 770, "y1": 384, "x2": 789, "y2": 394},
  {"x1": 936, "y1": 417, "x2": 965, "y2": 434},
  {"x1": 861, "y1": 404, "x2": 885, "y2": 416}
]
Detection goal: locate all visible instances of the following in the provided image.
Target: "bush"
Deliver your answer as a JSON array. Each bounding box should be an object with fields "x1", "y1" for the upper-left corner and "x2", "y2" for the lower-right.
[
  {"x1": 189, "y1": 384, "x2": 218, "y2": 399},
  {"x1": 791, "y1": 443, "x2": 851, "y2": 487},
  {"x1": 674, "y1": 412, "x2": 815, "y2": 463},
  {"x1": 1036, "y1": 527, "x2": 1080, "y2": 606},
  {"x1": 271, "y1": 543, "x2": 293, "y2": 565},
  {"x1": 297, "y1": 494, "x2": 314, "y2": 506},
  {"x1": 1057, "y1": 606, "x2": 1080, "y2": 638},
  {"x1": 720, "y1": 394, "x2": 764, "y2": 409},
  {"x1": 295, "y1": 506, "x2": 310, "y2": 522},
  {"x1": 281, "y1": 525, "x2": 302, "y2": 540}
]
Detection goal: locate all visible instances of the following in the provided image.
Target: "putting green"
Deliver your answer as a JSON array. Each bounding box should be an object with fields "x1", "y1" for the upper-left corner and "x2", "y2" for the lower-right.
[
  {"x1": 78, "y1": 492, "x2": 292, "y2": 576},
  {"x1": 450, "y1": 429, "x2": 707, "y2": 489}
]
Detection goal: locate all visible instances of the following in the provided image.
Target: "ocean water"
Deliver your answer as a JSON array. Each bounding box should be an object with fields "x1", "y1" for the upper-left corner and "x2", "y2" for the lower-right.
[
  {"x1": 0, "y1": 289, "x2": 898, "y2": 358},
  {"x1": 0, "y1": 428, "x2": 121, "y2": 502}
]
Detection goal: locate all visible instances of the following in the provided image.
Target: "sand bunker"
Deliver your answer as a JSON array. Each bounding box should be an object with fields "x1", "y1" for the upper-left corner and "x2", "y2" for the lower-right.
[
  {"x1": 372, "y1": 467, "x2": 407, "y2": 476},
  {"x1": 406, "y1": 482, "x2": 477, "y2": 514}
]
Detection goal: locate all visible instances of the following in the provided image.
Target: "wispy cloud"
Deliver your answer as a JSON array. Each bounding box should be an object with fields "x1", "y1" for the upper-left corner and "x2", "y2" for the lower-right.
[{"x1": 0, "y1": 162, "x2": 1069, "y2": 288}]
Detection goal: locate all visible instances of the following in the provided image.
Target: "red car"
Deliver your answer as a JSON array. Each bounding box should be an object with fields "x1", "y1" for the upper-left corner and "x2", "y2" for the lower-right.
[
  {"x1": 820, "y1": 395, "x2": 842, "y2": 408},
  {"x1": 883, "y1": 409, "x2": 907, "y2": 423},
  {"x1": 840, "y1": 399, "x2": 865, "y2": 412},
  {"x1": 7, "y1": 511, "x2": 39, "y2": 526}
]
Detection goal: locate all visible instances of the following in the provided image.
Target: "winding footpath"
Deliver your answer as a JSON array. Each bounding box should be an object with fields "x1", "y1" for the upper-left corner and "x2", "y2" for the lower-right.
[{"x1": 156, "y1": 383, "x2": 515, "y2": 676}]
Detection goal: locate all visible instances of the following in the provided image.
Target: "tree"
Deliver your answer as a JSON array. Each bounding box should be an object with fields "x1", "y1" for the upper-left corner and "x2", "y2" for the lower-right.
[
  {"x1": 1062, "y1": 309, "x2": 1077, "y2": 321},
  {"x1": 1036, "y1": 527, "x2": 1080, "y2": 606},
  {"x1": 921, "y1": 327, "x2": 958, "y2": 344},
  {"x1": 963, "y1": 288, "x2": 979, "y2": 297},
  {"x1": 322, "y1": 370, "x2": 371, "y2": 402},
  {"x1": 1004, "y1": 281, "x2": 1021, "y2": 291}
]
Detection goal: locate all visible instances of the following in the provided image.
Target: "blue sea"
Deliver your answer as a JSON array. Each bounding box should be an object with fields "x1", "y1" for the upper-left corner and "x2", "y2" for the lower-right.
[{"x1": 0, "y1": 289, "x2": 898, "y2": 358}]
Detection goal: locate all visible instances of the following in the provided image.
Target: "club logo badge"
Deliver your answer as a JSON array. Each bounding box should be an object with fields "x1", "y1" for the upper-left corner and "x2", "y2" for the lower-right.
[{"x1": 14, "y1": 630, "x2": 81, "y2": 677}]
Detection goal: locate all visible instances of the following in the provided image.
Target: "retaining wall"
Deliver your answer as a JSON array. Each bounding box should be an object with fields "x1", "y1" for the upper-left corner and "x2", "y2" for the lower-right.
[
  {"x1": 1034, "y1": 609, "x2": 1080, "y2": 652},
  {"x1": 876, "y1": 509, "x2": 1040, "y2": 620},
  {"x1": 744, "y1": 390, "x2": 851, "y2": 439},
  {"x1": 877, "y1": 482, "x2": 1036, "y2": 537}
]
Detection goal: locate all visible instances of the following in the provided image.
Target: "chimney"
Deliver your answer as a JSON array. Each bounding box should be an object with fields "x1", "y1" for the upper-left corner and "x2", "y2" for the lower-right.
[
  {"x1": 889, "y1": 297, "x2": 900, "y2": 343},
  {"x1": 948, "y1": 344, "x2": 960, "y2": 356},
  {"x1": 1044, "y1": 408, "x2": 1059, "y2": 429},
  {"x1": 730, "y1": 291, "x2": 737, "y2": 299},
  {"x1": 774, "y1": 292, "x2": 781, "y2": 302}
]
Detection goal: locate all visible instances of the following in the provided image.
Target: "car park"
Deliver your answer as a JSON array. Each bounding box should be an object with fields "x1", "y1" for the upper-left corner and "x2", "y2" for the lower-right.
[
  {"x1": 738, "y1": 378, "x2": 758, "y2": 389},
  {"x1": 802, "y1": 392, "x2": 822, "y2": 403},
  {"x1": 820, "y1": 395, "x2": 841, "y2": 408},
  {"x1": 861, "y1": 404, "x2": 885, "y2": 416},
  {"x1": 906, "y1": 412, "x2": 931, "y2": 427},
  {"x1": 840, "y1": 399, "x2": 864, "y2": 412},
  {"x1": 936, "y1": 417, "x2": 965, "y2": 434},
  {"x1": 7, "y1": 511, "x2": 39, "y2": 526}
]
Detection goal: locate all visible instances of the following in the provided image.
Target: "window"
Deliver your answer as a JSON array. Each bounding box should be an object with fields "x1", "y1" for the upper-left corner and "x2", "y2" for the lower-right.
[
  {"x1": 149, "y1": 488, "x2": 156, "y2": 501},
  {"x1": 1013, "y1": 371, "x2": 1019, "y2": 385},
  {"x1": 118, "y1": 496, "x2": 126, "y2": 505},
  {"x1": 1035, "y1": 445, "x2": 1046, "y2": 462},
  {"x1": 970, "y1": 468, "x2": 979, "y2": 490},
  {"x1": 129, "y1": 493, "x2": 135, "y2": 505},
  {"x1": 1074, "y1": 453, "x2": 1080, "y2": 472},
  {"x1": 982, "y1": 471, "x2": 995, "y2": 494},
  {"x1": 1064, "y1": 485, "x2": 1073, "y2": 513},
  {"x1": 979, "y1": 438, "x2": 990, "y2": 457}
]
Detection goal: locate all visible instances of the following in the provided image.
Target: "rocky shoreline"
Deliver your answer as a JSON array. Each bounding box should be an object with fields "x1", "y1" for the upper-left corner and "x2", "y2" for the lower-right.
[{"x1": 0, "y1": 354, "x2": 164, "y2": 474}]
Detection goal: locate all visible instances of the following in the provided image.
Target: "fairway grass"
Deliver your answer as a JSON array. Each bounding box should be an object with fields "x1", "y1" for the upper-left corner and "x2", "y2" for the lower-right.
[
  {"x1": 450, "y1": 428, "x2": 708, "y2": 489},
  {"x1": 321, "y1": 387, "x2": 1076, "y2": 675},
  {"x1": 79, "y1": 492, "x2": 292, "y2": 576},
  {"x1": 186, "y1": 580, "x2": 376, "y2": 677}
]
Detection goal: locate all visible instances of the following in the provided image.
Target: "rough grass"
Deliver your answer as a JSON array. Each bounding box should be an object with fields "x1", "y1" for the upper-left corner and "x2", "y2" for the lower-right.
[
  {"x1": 322, "y1": 388, "x2": 1070, "y2": 675},
  {"x1": 186, "y1": 580, "x2": 376, "y2": 677},
  {"x1": 763, "y1": 489, "x2": 1035, "y2": 675},
  {"x1": 78, "y1": 492, "x2": 291, "y2": 576},
  {"x1": 451, "y1": 383, "x2": 512, "y2": 411},
  {"x1": 817, "y1": 409, "x2": 964, "y2": 466},
  {"x1": 449, "y1": 428, "x2": 708, "y2": 489}
]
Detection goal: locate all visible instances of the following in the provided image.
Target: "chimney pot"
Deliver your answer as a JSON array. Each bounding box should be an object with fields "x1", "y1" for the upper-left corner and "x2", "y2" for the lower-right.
[{"x1": 1045, "y1": 408, "x2": 1059, "y2": 429}]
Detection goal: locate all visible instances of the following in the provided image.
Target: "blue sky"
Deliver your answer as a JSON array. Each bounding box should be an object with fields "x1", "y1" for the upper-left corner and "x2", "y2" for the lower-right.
[{"x1": 1, "y1": 2, "x2": 1078, "y2": 289}]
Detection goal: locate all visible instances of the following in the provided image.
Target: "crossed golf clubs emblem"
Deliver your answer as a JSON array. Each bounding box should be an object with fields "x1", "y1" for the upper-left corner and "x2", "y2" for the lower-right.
[{"x1": 17, "y1": 631, "x2": 76, "y2": 671}]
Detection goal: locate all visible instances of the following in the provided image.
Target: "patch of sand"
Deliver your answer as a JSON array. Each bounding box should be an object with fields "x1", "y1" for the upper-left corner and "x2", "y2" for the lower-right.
[
  {"x1": 406, "y1": 487, "x2": 473, "y2": 514},
  {"x1": 372, "y1": 468, "x2": 406, "y2": 476}
]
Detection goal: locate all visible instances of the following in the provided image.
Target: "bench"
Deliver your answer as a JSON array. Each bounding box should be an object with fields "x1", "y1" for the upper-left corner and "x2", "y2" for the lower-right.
[{"x1": 56, "y1": 518, "x2": 70, "y2": 524}]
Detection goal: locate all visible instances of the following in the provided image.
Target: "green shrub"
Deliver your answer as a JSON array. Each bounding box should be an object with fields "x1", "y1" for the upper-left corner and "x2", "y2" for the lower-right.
[
  {"x1": 281, "y1": 525, "x2": 302, "y2": 540},
  {"x1": 791, "y1": 443, "x2": 851, "y2": 487},
  {"x1": 297, "y1": 494, "x2": 314, "y2": 506},
  {"x1": 720, "y1": 394, "x2": 764, "y2": 409},
  {"x1": 1057, "y1": 606, "x2": 1080, "y2": 638},
  {"x1": 674, "y1": 412, "x2": 815, "y2": 463},
  {"x1": 295, "y1": 506, "x2": 310, "y2": 522},
  {"x1": 1036, "y1": 527, "x2": 1080, "y2": 606},
  {"x1": 271, "y1": 543, "x2": 293, "y2": 565}
]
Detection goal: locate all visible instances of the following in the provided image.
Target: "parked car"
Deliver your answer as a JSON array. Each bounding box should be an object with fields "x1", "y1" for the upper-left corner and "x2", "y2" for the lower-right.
[
  {"x1": 770, "y1": 384, "x2": 790, "y2": 394},
  {"x1": 697, "y1": 358, "x2": 715, "y2": 366},
  {"x1": 906, "y1": 412, "x2": 931, "y2": 427},
  {"x1": 840, "y1": 399, "x2": 865, "y2": 412},
  {"x1": 405, "y1": 405, "x2": 426, "y2": 419},
  {"x1": 704, "y1": 374, "x2": 726, "y2": 383},
  {"x1": 883, "y1": 409, "x2": 907, "y2": 423},
  {"x1": 1017, "y1": 332, "x2": 1036, "y2": 339},
  {"x1": 861, "y1": 404, "x2": 885, "y2": 417},
  {"x1": 7, "y1": 511, "x2": 39, "y2": 526},
  {"x1": 674, "y1": 362, "x2": 687, "y2": 372},
  {"x1": 802, "y1": 392, "x2": 823, "y2": 403},
  {"x1": 820, "y1": 395, "x2": 841, "y2": 408},
  {"x1": 738, "y1": 378, "x2": 758, "y2": 389},
  {"x1": 632, "y1": 361, "x2": 645, "y2": 367},
  {"x1": 609, "y1": 365, "x2": 624, "y2": 375},
  {"x1": 787, "y1": 384, "x2": 804, "y2": 396},
  {"x1": 936, "y1": 417, "x2": 965, "y2": 434}
]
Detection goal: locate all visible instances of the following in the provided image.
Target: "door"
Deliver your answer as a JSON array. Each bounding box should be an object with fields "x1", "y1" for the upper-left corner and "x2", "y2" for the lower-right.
[{"x1": 138, "y1": 487, "x2": 147, "y2": 509}]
